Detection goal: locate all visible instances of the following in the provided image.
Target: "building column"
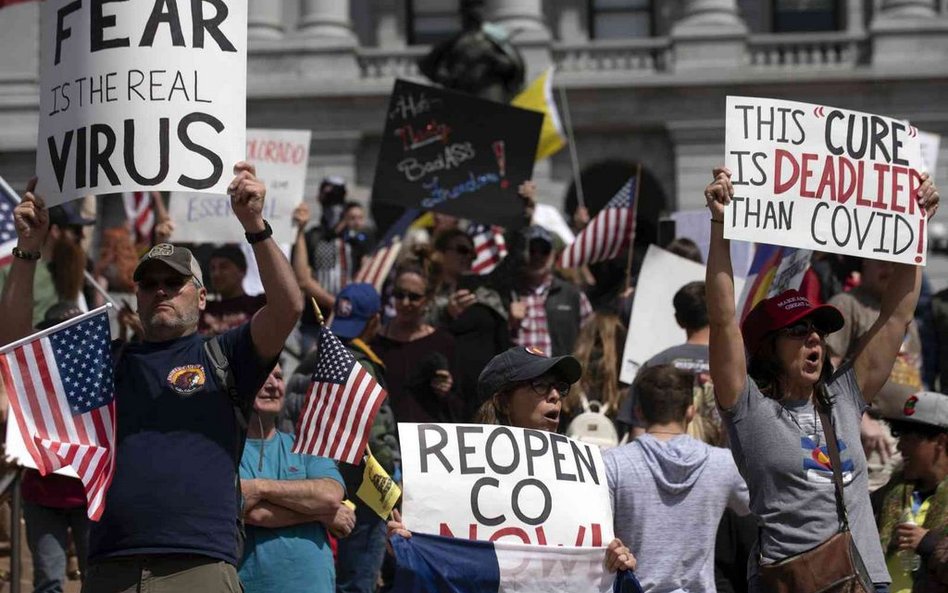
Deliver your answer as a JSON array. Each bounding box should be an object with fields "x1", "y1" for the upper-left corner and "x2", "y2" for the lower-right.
[
  {"x1": 374, "y1": 0, "x2": 406, "y2": 48},
  {"x1": 248, "y1": 1, "x2": 283, "y2": 39},
  {"x1": 871, "y1": 0, "x2": 948, "y2": 68},
  {"x1": 670, "y1": 0, "x2": 747, "y2": 72},
  {"x1": 300, "y1": 0, "x2": 357, "y2": 41}
]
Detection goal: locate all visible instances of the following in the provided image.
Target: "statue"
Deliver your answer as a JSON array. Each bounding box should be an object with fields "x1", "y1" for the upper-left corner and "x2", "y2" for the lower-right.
[{"x1": 418, "y1": 0, "x2": 526, "y2": 103}]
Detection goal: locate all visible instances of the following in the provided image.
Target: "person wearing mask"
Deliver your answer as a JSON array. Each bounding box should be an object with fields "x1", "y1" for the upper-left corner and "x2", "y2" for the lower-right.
[
  {"x1": 238, "y1": 363, "x2": 354, "y2": 593},
  {"x1": 507, "y1": 224, "x2": 591, "y2": 358},
  {"x1": 874, "y1": 391, "x2": 948, "y2": 593},
  {"x1": 704, "y1": 165, "x2": 939, "y2": 593},
  {"x1": 604, "y1": 364, "x2": 750, "y2": 592},
  {"x1": 200, "y1": 245, "x2": 267, "y2": 335}
]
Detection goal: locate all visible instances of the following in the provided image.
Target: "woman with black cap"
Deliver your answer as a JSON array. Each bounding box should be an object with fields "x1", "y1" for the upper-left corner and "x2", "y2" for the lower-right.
[
  {"x1": 704, "y1": 166, "x2": 939, "y2": 593},
  {"x1": 387, "y1": 346, "x2": 637, "y2": 576}
]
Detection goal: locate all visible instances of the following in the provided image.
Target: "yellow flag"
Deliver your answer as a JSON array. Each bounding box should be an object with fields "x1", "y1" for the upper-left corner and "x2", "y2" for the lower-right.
[
  {"x1": 356, "y1": 451, "x2": 401, "y2": 520},
  {"x1": 511, "y1": 67, "x2": 567, "y2": 161}
]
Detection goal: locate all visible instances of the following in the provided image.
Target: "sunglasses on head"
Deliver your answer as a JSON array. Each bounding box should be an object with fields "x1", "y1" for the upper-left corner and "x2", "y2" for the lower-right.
[
  {"x1": 393, "y1": 290, "x2": 425, "y2": 303},
  {"x1": 139, "y1": 275, "x2": 190, "y2": 292},
  {"x1": 779, "y1": 320, "x2": 827, "y2": 339}
]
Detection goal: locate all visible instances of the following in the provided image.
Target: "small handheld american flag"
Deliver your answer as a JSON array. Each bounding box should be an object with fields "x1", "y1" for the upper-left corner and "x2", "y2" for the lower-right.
[
  {"x1": 0, "y1": 307, "x2": 116, "y2": 520},
  {"x1": 292, "y1": 326, "x2": 387, "y2": 465},
  {"x1": 0, "y1": 175, "x2": 20, "y2": 267},
  {"x1": 468, "y1": 224, "x2": 508, "y2": 275},
  {"x1": 558, "y1": 177, "x2": 637, "y2": 269}
]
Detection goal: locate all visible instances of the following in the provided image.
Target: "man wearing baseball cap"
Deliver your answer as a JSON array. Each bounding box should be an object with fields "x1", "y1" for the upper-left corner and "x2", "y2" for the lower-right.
[
  {"x1": 875, "y1": 391, "x2": 948, "y2": 592},
  {"x1": 1, "y1": 162, "x2": 304, "y2": 593}
]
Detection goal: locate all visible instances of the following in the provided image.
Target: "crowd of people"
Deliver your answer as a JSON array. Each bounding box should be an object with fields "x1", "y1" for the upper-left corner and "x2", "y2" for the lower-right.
[{"x1": 0, "y1": 162, "x2": 946, "y2": 593}]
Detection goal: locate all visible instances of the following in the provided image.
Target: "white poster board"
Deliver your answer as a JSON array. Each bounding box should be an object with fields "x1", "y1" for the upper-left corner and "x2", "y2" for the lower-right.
[
  {"x1": 724, "y1": 96, "x2": 927, "y2": 265},
  {"x1": 36, "y1": 0, "x2": 248, "y2": 206},
  {"x1": 399, "y1": 423, "x2": 614, "y2": 547},
  {"x1": 169, "y1": 129, "x2": 311, "y2": 244},
  {"x1": 918, "y1": 129, "x2": 941, "y2": 180},
  {"x1": 620, "y1": 244, "x2": 745, "y2": 384}
]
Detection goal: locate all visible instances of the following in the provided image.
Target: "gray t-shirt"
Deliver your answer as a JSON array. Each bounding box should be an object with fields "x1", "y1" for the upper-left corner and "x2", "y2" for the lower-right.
[
  {"x1": 617, "y1": 343, "x2": 710, "y2": 428},
  {"x1": 722, "y1": 366, "x2": 889, "y2": 585}
]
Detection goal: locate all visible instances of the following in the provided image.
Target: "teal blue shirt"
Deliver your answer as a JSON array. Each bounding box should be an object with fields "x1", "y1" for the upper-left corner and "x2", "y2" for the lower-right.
[{"x1": 238, "y1": 431, "x2": 344, "y2": 593}]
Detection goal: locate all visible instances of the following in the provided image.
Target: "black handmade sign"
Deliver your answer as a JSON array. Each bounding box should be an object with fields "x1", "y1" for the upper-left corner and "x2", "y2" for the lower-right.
[{"x1": 371, "y1": 80, "x2": 542, "y2": 229}]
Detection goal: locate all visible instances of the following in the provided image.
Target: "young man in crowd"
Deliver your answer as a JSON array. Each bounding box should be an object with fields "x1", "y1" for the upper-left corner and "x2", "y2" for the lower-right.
[
  {"x1": 604, "y1": 364, "x2": 750, "y2": 592},
  {"x1": 200, "y1": 244, "x2": 266, "y2": 335},
  {"x1": 239, "y1": 363, "x2": 354, "y2": 593},
  {"x1": 1, "y1": 163, "x2": 303, "y2": 593},
  {"x1": 508, "y1": 224, "x2": 591, "y2": 357},
  {"x1": 874, "y1": 391, "x2": 948, "y2": 592}
]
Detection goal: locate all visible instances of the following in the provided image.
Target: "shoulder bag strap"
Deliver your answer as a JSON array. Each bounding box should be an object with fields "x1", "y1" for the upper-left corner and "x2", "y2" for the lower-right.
[{"x1": 816, "y1": 397, "x2": 850, "y2": 531}]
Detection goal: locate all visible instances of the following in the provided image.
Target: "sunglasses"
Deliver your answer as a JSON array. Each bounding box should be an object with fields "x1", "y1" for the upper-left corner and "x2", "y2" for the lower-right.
[
  {"x1": 526, "y1": 379, "x2": 571, "y2": 397},
  {"x1": 139, "y1": 275, "x2": 190, "y2": 292},
  {"x1": 779, "y1": 320, "x2": 827, "y2": 339},
  {"x1": 393, "y1": 290, "x2": 425, "y2": 303},
  {"x1": 448, "y1": 244, "x2": 474, "y2": 257}
]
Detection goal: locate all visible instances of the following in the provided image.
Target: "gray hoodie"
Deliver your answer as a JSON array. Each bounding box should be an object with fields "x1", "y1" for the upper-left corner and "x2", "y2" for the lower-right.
[{"x1": 604, "y1": 435, "x2": 750, "y2": 593}]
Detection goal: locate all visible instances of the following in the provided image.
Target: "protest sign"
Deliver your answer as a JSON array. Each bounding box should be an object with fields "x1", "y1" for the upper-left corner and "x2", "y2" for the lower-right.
[
  {"x1": 620, "y1": 245, "x2": 745, "y2": 383},
  {"x1": 372, "y1": 80, "x2": 542, "y2": 229},
  {"x1": 918, "y1": 129, "x2": 941, "y2": 180},
  {"x1": 36, "y1": 0, "x2": 247, "y2": 206},
  {"x1": 724, "y1": 97, "x2": 928, "y2": 265},
  {"x1": 399, "y1": 423, "x2": 614, "y2": 547},
  {"x1": 669, "y1": 208, "x2": 755, "y2": 278},
  {"x1": 169, "y1": 128, "x2": 311, "y2": 244}
]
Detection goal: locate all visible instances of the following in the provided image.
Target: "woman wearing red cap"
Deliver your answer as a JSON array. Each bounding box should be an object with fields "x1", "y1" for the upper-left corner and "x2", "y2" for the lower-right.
[{"x1": 704, "y1": 166, "x2": 939, "y2": 593}]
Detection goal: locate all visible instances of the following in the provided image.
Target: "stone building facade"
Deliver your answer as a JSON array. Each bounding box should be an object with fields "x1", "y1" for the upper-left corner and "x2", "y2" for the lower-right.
[{"x1": 1, "y1": 0, "x2": 947, "y2": 246}]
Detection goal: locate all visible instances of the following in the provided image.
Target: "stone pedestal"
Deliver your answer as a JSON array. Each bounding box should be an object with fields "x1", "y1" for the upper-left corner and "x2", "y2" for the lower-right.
[
  {"x1": 300, "y1": 0, "x2": 357, "y2": 41},
  {"x1": 670, "y1": 0, "x2": 747, "y2": 72}
]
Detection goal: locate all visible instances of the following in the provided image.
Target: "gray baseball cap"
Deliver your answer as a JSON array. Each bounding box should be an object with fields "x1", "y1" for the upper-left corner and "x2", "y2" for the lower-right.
[
  {"x1": 477, "y1": 346, "x2": 582, "y2": 401},
  {"x1": 133, "y1": 243, "x2": 204, "y2": 287},
  {"x1": 884, "y1": 391, "x2": 948, "y2": 430}
]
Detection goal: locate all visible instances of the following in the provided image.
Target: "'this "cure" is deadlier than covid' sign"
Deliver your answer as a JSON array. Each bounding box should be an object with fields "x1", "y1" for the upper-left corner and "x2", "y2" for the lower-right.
[
  {"x1": 724, "y1": 96, "x2": 928, "y2": 265},
  {"x1": 36, "y1": 0, "x2": 247, "y2": 206}
]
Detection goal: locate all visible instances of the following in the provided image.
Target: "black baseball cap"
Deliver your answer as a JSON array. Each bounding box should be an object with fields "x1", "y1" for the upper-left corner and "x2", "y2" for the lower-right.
[
  {"x1": 48, "y1": 201, "x2": 95, "y2": 228},
  {"x1": 477, "y1": 346, "x2": 582, "y2": 401},
  {"x1": 133, "y1": 243, "x2": 204, "y2": 287}
]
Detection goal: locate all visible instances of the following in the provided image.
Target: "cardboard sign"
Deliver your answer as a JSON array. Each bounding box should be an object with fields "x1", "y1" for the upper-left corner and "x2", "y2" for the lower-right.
[
  {"x1": 168, "y1": 128, "x2": 311, "y2": 244},
  {"x1": 620, "y1": 245, "x2": 745, "y2": 383},
  {"x1": 36, "y1": 0, "x2": 247, "y2": 206},
  {"x1": 372, "y1": 80, "x2": 542, "y2": 229},
  {"x1": 724, "y1": 96, "x2": 928, "y2": 265},
  {"x1": 398, "y1": 423, "x2": 614, "y2": 547},
  {"x1": 917, "y1": 129, "x2": 941, "y2": 180}
]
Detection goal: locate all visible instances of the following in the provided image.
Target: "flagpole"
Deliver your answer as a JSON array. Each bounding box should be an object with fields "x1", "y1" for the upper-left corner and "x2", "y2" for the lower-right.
[
  {"x1": 84, "y1": 270, "x2": 121, "y2": 309},
  {"x1": 623, "y1": 164, "x2": 643, "y2": 293},
  {"x1": 310, "y1": 297, "x2": 325, "y2": 325},
  {"x1": 0, "y1": 304, "x2": 113, "y2": 355},
  {"x1": 557, "y1": 85, "x2": 586, "y2": 210}
]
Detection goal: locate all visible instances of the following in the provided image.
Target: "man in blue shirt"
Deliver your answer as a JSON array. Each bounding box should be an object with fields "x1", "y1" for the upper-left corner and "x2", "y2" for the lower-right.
[
  {"x1": 239, "y1": 363, "x2": 354, "y2": 593},
  {"x1": 1, "y1": 162, "x2": 305, "y2": 593}
]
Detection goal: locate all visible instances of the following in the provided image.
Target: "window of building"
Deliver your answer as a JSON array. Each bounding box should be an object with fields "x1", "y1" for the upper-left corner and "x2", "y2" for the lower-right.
[
  {"x1": 772, "y1": 0, "x2": 840, "y2": 32},
  {"x1": 407, "y1": 0, "x2": 462, "y2": 45},
  {"x1": 589, "y1": 0, "x2": 653, "y2": 39}
]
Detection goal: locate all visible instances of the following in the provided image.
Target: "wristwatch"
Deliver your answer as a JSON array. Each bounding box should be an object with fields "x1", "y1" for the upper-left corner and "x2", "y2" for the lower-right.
[{"x1": 245, "y1": 220, "x2": 273, "y2": 245}]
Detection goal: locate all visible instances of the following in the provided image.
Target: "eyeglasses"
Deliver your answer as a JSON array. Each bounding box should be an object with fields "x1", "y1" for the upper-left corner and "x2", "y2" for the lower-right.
[
  {"x1": 447, "y1": 244, "x2": 474, "y2": 257},
  {"x1": 779, "y1": 320, "x2": 826, "y2": 340},
  {"x1": 527, "y1": 379, "x2": 571, "y2": 397},
  {"x1": 139, "y1": 275, "x2": 190, "y2": 292},
  {"x1": 393, "y1": 290, "x2": 425, "y2": 303}
]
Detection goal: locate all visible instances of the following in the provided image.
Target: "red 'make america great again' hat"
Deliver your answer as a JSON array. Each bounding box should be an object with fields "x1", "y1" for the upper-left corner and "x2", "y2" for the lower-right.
[{"x1": 741, "y1": 289, "x2": 845, "y2": 355}]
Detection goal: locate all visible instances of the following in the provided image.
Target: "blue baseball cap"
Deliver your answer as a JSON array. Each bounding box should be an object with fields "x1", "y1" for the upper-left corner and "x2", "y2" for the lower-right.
[{"x1": 330, "y1": 283, "x2": 381, "y2": 340}]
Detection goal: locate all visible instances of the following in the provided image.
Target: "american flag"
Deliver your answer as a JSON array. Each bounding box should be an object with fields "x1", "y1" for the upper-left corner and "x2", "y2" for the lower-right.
[
  {"x1": 0, "y1": 308, "x2": 116, "y2": 520},
  {"x1": 468, "y1": 224, "x2": 508, "y2": 275},
  {"x1": 292, "y1": 326, "x2": 386, "y2": 465},
  {"x1": 0, "y1": 176, "x2": 18, "y2": 267},
  {"x1": 557, "y1": 177, "x2": 637, "y2": 269},
  {"x1": 122, "y1": 192, "x2": 155, "y2": 246},
  {"x1": 354, "y1": 239, "x2": 403, "y2": 293}
]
